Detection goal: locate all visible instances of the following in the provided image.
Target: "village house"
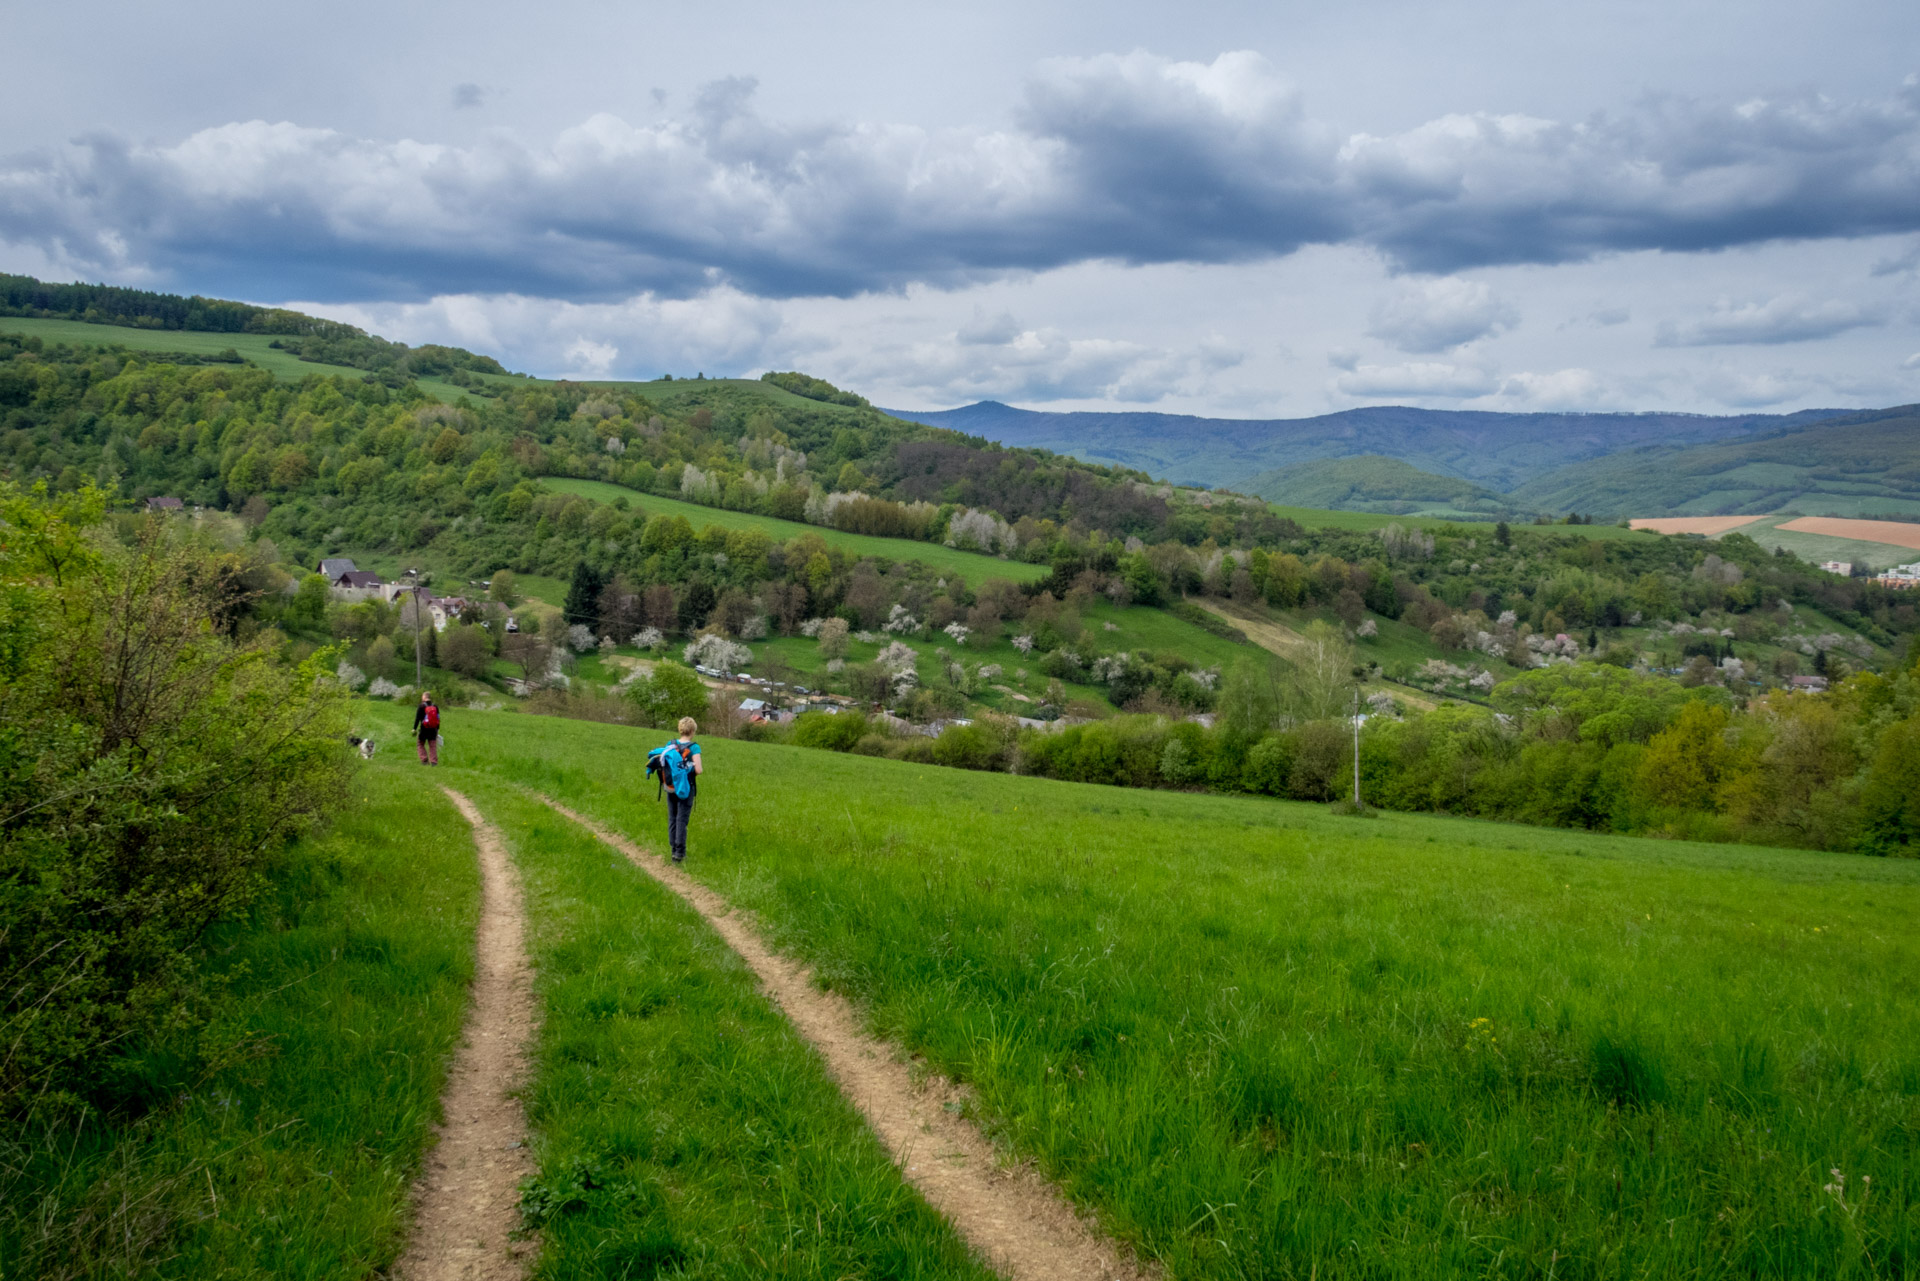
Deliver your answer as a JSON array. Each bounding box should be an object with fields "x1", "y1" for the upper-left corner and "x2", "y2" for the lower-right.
[
  {"x1": 1819, "y1": 560, "x2": 1853, "y2": 576},
  {"x1": 317, "y1": 557, "x2": 358, "y2": 580},
  {"x1": 329, "y1": 569, "x2": 387, "y2": 602},
  {"x1": 144, "y1": 495, "x2": 183, "y2": 513}
]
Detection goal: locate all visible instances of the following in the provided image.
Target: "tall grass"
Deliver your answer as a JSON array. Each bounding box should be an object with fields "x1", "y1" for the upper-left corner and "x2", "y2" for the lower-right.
[
  {"x1": 0, "y1": 765, "x2": 479, "y2": 1279},
  {"x1": 379, "y1": 702, "x2": 1920, "y2": 1280},
  {"x1": 447, "y1": 777, "x2": 995, "y2": 1280}
]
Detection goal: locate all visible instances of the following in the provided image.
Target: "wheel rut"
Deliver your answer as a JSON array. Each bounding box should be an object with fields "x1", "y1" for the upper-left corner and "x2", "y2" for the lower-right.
[
  {"x1": 535, "y1": 793, "x2": 1152, "y2": 1281},
  {"x1": 395, "y1": 788, "x2": 538, "y2": 1281}
]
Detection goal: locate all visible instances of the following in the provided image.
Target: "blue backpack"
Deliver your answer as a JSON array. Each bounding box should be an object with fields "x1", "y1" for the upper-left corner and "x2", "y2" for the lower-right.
[{"x1": 646, "y1": 741, "x2": 696, "y2": 800}]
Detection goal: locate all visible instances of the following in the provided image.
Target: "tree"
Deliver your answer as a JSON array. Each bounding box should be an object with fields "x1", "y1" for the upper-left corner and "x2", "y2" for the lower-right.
[
  {"x1": 489, "y1": 569, "x2": 519, "y2": 607},
  {"x1": 1287, "y1": 620, "x2": 1355, "y2": 721},
  {"x1": 563, "y1": 560, "x2": 604, "y2": 626},
  {"x1": 439, "y1": 623, "x2": 494, "y2": 677},
  {"x1": 1856, "y1": 714, "x2": 1920, "y2": 856},
  {"x1": 818, "y1": 616, "x2": 851, "y2": 660},
  {"x1": 1495, "y1": 521, "x2": 1512, "y2": 547},
  {"x1": 1216, "y1": 658, "x2": 1283, "y2": 742},
  {"x1": 627, "y1": 660, "x2": 708, "y2": 728}
]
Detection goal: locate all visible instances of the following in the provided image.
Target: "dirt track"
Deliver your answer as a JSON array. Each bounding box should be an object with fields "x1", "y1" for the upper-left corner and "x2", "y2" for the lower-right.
[
  {"x1": 395, "y1": 789, "x2": 538, "y2": 1281},
  {"x1": 536, "y1": 794, "x2": 1152, "y2": 1281}
]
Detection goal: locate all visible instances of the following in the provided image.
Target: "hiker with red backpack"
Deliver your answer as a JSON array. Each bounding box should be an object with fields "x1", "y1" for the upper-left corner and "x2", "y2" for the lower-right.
[
  {"x1": 414, "y1": 692, "x2": 440, "y2": 765},
  {"x1": 646, "y1": 716, "x2": 704, "y2": 864}
]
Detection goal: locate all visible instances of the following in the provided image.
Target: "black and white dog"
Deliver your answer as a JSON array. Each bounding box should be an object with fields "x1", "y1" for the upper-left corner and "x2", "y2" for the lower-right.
[{"x1": 346, "y1": 735, "x2": 377, "y2": 759}]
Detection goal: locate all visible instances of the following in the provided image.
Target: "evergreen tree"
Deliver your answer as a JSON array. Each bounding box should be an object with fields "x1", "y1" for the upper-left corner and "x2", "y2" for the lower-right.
[{"x1": 564, "y1": 560, "x2": 604, "y2": 625}]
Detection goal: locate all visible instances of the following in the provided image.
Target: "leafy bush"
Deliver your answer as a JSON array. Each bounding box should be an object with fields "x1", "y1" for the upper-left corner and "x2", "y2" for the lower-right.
[
  {"x1": 791, "y1": 711, "x2": 869, "y2": 752},
  {"x1": 624, "y1": 661, "x2": 709, "y2": 729},
  {"x1": 0, "y1": 485, "x2": 352, "y2": 1116}
]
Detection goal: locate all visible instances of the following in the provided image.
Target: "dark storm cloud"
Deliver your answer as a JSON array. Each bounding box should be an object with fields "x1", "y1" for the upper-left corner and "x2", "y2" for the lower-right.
[{"x1": 2, "y1": 53, "x2": 1917, "y2": 302}]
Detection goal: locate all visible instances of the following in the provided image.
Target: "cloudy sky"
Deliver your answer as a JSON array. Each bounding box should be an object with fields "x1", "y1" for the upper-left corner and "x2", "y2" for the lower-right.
[{"x1": 4, "y1": 0, "x2": 1918, "y2": 417}]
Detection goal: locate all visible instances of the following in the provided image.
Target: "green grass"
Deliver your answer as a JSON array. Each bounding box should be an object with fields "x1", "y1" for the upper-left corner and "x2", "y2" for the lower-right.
[
  {"x1": 1708, "y1": 515, "x2": 1918, "y2": 571},
  {"x1": 438, "y1": 776, "x2": 995, "y2": 1280},
  {"x1": 0, "y1": 316, "x2": 478, "y2": 404},
  {"x1": 539, "y1": 477, "x2": 1049, "y2": 587},
  {"x1": 0, "y1": 763, "x2": 479, "y2": 1279},
  {"x1": 1269, "y1": 503, "x2": 1637, "y2": 542},
  {"x1": 391, "y1": 706, "x2": 1920, "y2": 1280}
]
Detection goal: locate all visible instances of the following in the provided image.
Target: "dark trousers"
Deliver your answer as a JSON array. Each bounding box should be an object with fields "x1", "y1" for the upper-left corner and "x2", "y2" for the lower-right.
[{"x1": 667, "y1": 792, "x2": 695, "y2": 860}]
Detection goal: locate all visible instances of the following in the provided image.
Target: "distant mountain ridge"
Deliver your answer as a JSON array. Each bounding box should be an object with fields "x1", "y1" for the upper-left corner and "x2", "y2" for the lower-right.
[{"x1": 881, "y1": 400, "x2": 1857, "y2": 496}]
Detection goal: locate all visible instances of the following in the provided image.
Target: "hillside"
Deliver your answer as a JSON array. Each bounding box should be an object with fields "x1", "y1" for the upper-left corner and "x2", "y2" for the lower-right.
[
  {"x1": 883, "y1": 400, "x2": 1855, "y2": 494},
  {"x1": 1241, "y1": 454, "x2": 1519, "y2": 516},
  {"x1": 1511, "y1": 405, "x2": 1920, "y2": 519}
]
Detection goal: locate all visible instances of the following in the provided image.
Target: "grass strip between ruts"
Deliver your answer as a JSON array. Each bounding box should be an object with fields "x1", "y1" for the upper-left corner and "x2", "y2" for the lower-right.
[
  {"x1": 448, "y1": 774, "x2": 996, "y2": 1281},
  {"x1": 0, "y1": 763, "x2": 479, "y2": 1279}
]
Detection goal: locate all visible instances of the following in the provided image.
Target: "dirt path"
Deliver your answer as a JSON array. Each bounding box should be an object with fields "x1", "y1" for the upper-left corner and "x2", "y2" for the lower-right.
[
  {"x1": 536, "y1": 794, "x2": 1152, "y2": 1281},
  {"x1": 395, "y1": 788, "x2": 538, "y2": 1281}
]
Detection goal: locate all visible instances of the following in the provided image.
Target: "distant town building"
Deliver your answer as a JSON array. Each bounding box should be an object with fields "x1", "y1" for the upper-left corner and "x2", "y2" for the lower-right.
[
  {"x1": 145, "y1": 495, "x2": 183, "y2": 512},
  {"x1": 318, "y1": 557, "x2": 358, "y2": 579},
  {"x1": 329, "y1": 569, "x2": 386, "y2": 601},
  {"x1": 1819, "y1": 561, "x2": 1852, "y2": 576}
]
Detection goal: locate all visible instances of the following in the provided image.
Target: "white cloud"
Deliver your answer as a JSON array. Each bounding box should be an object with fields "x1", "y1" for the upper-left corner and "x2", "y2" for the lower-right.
[
  {"x1": 1656, "y1": 295, "x2": 1883, "y2": 346},
  {"x1": 1331, "y1": 360, "x2": 1498, "y2": 399},
  {"x1": 3, "y1": 55, "x2": 1918, "y2": 303},
  {"x1": 1367, "y1": 276, "x2": 1517, "y2": 352}
]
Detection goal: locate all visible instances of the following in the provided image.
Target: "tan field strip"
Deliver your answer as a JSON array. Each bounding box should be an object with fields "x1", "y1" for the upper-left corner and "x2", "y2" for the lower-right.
[
  {"x1": 396, "y1": 789, "x2": 538, "y2": 1281},
  {"x1": 1776, "y1": 516, "x2": 1920, "y2": 551},
  {"x1": 535, "y1": 793, "x2": 1152, "y2": 1281},
  {"x1": 1629, "y1": 516, "x2": 1769, "y2": 535}
]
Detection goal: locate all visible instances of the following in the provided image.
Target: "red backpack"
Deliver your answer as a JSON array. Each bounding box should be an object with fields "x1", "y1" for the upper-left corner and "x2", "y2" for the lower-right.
[{"x1": 423, "y1": 702, "x2": 440, "y2": 730}]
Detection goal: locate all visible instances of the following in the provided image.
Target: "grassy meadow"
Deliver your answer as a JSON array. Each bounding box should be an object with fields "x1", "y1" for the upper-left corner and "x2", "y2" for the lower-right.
[
  {"x1": 445, "y1": 777, "x2": 995, "y2": 1280},
  {"x1": 0, "y1": 766, "x2": 479, "y2": 1279},
  {"x1": 363, "y1": 700, "x2": 1920, "y2": 1280},
  {"x1": 539, "y1": 476, "x2": 1050, "y2": 588},
  {"x1": 0, "y1": 316, "x2": 486, "y2": 403}
]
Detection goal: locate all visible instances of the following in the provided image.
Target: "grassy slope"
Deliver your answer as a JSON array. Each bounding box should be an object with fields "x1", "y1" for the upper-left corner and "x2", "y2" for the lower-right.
[
  {"x1": 448, "y1": 778, "x2": 995, "y2": 1280},
  {"x1": 0, "y1": 316, "x2": 479, "y2": 404},
  {"x1": 1510, "y1": 408, "x2": 1920, "y2": 520},
  {"x1": 1273, "y1": 503, "x2": 1637, "y2": 541},
  {"x1": 539, "y1": 477, "x2": 1049, "y2": 587},
  {"x1": 0, "y1": 764, "x2": 478, "y2": 1279},
  {"x1": 381, "y1": 705, "x2": 1920, "y2": 1280},
  {"x1": 1244, "y1": 455, "x2": 1518, "y2": 517}
]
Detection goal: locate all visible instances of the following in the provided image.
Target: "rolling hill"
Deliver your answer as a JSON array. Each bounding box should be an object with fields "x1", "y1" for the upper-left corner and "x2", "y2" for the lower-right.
[
  {"x1": 882, "y1": 400, "x2": 1855, "y2": 494},
  {"x1": 1509, "y1": 404, "x2": 1920, "y2": 519}
]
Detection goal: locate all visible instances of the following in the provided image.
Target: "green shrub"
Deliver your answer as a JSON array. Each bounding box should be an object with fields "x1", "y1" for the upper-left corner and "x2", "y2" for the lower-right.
[
  {"x1": 0, "y1": 485, "x2": 352, "y2": 1116},
  {"x1": 791, "y1": 710, "x2": 869, "y2": 752}
]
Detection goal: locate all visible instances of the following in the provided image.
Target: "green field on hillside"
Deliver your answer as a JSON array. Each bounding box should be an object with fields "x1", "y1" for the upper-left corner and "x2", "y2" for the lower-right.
[
  {"x1": 0, "y1": 315, "x2": 481, "y2": 403},
  {"x1": 361, "y1": 703, "x2": 1920, "y2": 1280},
  {"x1": 1688, "y1": 514, "x2": 1920, "y2": 570},
  {"x1": 1270, "y1": 502, "x2": 1636, "y2": 541},
  {"x1": 540, "y1": 476, "x2": 1050, "y2": 586}
]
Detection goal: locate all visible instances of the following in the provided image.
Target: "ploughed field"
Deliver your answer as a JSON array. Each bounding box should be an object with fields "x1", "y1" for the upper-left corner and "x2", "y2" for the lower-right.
[{"x1": 360, "y1": 702, "x2": 1920, "y2": 1279}]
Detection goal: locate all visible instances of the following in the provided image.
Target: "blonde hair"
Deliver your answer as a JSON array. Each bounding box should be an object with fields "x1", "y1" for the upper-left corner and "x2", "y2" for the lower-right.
[{"x1": 677, "y1": 717, "x2": 698, "y2": 736}]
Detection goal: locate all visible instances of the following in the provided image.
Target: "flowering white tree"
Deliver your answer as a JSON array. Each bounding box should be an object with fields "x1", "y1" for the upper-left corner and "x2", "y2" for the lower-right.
[
  {"x1": 882, "y1": 603, "x2": 920, "y2": 635},
  {"x1": 684, "y1": 633, "x2": 753, "y2": 670},
  {"x1": 942, "y1": 621, "x2": 971, "y2": 646},
  {"x1": 799, "y1": 617, "x2": 825, "y2": 637},
  {"x1": 334, "y1": 660, "x2": 368, "y2": 691},
  {"x1": 598, "y1": 634, "x2": 618, "y2": 654},
  {"x1": 368, "y1": 677, "x2": 412, "y2": 699},
  {"x1": 741, "y1": 615, "x2": 769, "y2": 640},
  {"x1": 567, "y1": 623, "x2": 597, "y2": 653},
  {"x1": 630, "y1": 627, "x2": 664, "y2": 650},
  {"x1": 1012, "y1": 634, "x2": 1035, "y2": 655},
  {"x1": 875, "y1": 640, "x2": 918, "y2": 673},
  {"x1": 978, "y1": 664, "x2": 1003, "y2": 680}
]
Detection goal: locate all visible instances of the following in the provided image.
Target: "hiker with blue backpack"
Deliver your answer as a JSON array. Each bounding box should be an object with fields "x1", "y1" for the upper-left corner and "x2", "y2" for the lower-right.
[{"x1": 646, "y1": 716, "x2": 704, "y2": 864}]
